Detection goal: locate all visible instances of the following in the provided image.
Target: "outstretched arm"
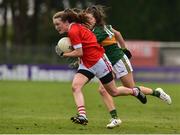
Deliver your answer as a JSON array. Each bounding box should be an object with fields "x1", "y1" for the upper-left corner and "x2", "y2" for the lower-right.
[
  {"x1": 112, "y1": 28, "x2": 132, "y2": 59},
  {"x1": 112, "y1": 28, "x2": 126, "y2": 49}
]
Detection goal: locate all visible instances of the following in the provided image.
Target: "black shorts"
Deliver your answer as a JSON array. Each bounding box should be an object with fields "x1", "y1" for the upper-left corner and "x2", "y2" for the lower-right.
[{"x1": 77, "y1": 69, "x2": 94, "y2": 81}]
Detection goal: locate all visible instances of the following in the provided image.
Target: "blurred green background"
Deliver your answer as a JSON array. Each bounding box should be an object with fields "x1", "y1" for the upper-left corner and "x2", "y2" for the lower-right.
[{"x1": 0, "y1": 0, "x2": 180, "y2": 65}]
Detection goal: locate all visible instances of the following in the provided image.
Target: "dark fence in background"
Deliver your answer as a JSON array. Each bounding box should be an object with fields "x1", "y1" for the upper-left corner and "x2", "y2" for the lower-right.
[
  {"x1": 0, "y1": 41, "x2": 180, "y2": 82},
  {"x1": 0, "y1": 41, "x2": 180, "y2": 67},
  {"x1": 0, "y1": 44, "x2": 67, "y2": 65}
]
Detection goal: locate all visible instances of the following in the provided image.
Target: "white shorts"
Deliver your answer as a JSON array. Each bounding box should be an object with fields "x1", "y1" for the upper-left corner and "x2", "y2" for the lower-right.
[
  {"x1": 113, "y1": 54, "x2": 133, "y2": 79},
  {"x1": 78, "y1": 55, "x2": 112, "y2": 79}
]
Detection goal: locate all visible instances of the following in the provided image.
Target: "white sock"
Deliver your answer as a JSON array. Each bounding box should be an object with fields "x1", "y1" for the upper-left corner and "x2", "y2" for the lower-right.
[
  {"x1": 132, "y1": 87, "x2": 139, "y2": 96},
  {"x1": 80, "y1": 114, "x2": 87, "y2": 119}
]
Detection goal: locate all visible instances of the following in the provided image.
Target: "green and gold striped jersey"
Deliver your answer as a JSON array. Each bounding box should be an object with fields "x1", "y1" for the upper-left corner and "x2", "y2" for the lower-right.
[{"x1": 93, "y1": 25, "x2": 124, "y2": 66}]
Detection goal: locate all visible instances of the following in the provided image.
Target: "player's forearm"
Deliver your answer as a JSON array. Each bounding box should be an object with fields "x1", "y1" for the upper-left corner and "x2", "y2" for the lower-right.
[
  {"x1": 63, "y1": 49, "x2": 83, "y2": 57},
  {"x1": 116, "y1": 34, "x2": 126, "y2": 49},
  {"x1": 112, "y1": 28, "x2": 126, "y2": 48}
]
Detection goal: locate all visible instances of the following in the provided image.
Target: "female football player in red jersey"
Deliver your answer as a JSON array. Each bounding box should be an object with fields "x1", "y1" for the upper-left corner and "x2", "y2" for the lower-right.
[{"x1": 52, "y1": 9, "x2": 147, "y2": 125}]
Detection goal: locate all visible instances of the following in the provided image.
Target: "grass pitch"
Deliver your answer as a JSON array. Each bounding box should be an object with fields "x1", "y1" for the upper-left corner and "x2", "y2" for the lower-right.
[{"x1": 0, "y1": 80, "x2": 180, "y2": 134}]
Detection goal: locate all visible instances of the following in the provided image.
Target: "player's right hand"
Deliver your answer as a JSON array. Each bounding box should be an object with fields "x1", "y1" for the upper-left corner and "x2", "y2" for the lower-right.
[{"x1": 55, "y1": 45, "x2": 64, "y2": 56}]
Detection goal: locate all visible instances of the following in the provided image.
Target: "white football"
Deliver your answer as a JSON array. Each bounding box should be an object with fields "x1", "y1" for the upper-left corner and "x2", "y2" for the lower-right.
[{"x1": 57, "y1": 37, "x2": 73, "y2": 53}]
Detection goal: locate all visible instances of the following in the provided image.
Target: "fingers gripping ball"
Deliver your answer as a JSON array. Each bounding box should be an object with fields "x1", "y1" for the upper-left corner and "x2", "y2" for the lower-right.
[
  {"x1": 57, "y1": 37, "x2": 73, "y2": 53},
  {"x1": 55, "y1": 45, "x2": 64, "y2": 56}
]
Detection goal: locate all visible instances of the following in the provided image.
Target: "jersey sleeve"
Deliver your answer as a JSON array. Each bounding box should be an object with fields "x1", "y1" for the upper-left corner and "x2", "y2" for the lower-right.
[
  {"x1": 93, "y1": 26, "x2": 108, "y2": 43},
  {"x1": 68, "y1": 25, "x2": 82, "y2": 49},
  {"x1": 106, "y1": 25, "x2": 113, "y2": 31}
]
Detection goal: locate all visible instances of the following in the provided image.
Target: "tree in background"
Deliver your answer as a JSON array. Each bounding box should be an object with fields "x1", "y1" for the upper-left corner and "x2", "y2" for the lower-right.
[
  {"x1": 0, "y1": 0, "x2": 180, "y2": 47},
  {"x1": 108, "y1": 0, "x2": 180, "y2": 41},
  {"x1": 0, "y1": 0, "x2": 8, "y2": 48}
]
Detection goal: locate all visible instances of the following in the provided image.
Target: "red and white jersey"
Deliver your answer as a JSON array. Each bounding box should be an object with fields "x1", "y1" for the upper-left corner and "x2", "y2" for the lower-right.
[{"x1": 68, "y1": 23, "x2": 104, "y2": 68}]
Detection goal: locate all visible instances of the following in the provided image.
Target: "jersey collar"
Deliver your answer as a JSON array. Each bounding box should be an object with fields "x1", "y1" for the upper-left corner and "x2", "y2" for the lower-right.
[{"x1": 68, "y1": 23, "x2": 75, "y2": 31}]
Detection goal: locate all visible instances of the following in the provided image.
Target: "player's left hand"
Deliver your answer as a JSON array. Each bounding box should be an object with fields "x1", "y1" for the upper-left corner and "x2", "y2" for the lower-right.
[
  {"x1": 122, "y1": 48, "x2": 132, "y2": 59},
  {"x1": 55, "y1": 45, "x2": 64, "y2": 57},
  {"x1": 68, "y1": 61, "x2": 79, "y2": 69},
  {"x1": 66, "y1": 57, "x2": 79, "y2": 69}
]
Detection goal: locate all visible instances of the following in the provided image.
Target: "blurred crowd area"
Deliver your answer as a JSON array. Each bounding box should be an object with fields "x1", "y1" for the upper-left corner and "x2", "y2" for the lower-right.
[{"x1": 0, "y1": 41, "x2": 180, "y2": 68}]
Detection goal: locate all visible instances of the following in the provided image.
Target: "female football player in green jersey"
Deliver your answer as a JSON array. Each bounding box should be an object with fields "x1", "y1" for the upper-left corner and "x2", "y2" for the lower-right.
[{"x1": 84, "y1": 5, "x2": 172, "y2": 128}]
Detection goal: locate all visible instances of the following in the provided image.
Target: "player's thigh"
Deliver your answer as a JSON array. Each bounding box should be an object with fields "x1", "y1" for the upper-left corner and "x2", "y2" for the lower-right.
[
  {"x1": 102, "y1": 80, "x2": 118, "y2": 96},
  {"x1": 72, "y1": 73, "x2": 89, "y2": 89},
  {"x1": 120, "y1": 72, "x2": 135, "y2": 88}
]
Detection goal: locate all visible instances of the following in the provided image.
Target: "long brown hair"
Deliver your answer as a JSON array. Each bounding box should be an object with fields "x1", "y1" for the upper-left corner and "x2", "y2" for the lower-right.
[
  {"x1": 53, "y1": 8, "x2": 80, "y2": 23},
  {"x1": 71, "y1": 8, "x2": 91, "y2": 28},
  {"x1": 85, "y1": 5, "x2": 107, "y2": 27}
]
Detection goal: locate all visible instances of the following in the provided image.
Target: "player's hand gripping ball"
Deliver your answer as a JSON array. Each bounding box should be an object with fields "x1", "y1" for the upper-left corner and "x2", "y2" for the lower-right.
[{"x1": 55, "y1": 37, "x2": 73, "y2": 56}]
